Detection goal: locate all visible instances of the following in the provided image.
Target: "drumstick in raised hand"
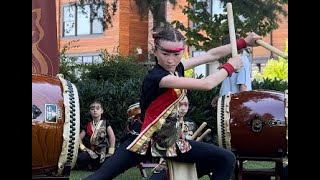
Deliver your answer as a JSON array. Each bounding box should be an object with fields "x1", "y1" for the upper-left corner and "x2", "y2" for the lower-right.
[
  {"x1": 227, "y1": 3, "x2": 237, "y2": 57},
  {"x1": 226, "y1": 2, "x2": 240, "y2": 73},
  {"x1": 256, "y1": 40, "x2": 288, "y2": 59},
  {"x1": 191, "y1": 122, "x2": 207, "y2": 140},
  {"x1": 196, "y1": 129, "x2": 212, "y2": 141},
  {"x1": 226, "y1": 2, "x2": 287, "y2": 60}
]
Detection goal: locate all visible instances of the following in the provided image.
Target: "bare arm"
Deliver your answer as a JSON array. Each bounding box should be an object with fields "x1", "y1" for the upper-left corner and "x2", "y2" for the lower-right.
[
  {"x1": 160, "y1": 68, "x2": 228, "y2": 90},
  {"x1": 182, "y1": 32, "x2": 262, "y2": 70},
  {"x1": 160, "y1": 55, "x2": 242, "y2": 90},
  {"x1": 107, "y1": 126, "x2": 116, "y2": 148},
  {"x1": 182, "y1": 44, "x2": 232, "y2": 70},
  {"x1": 107, "y1": 126, "x2": 116, "y2": 155},
  {"x1": 239, "y1": 84, "x2": 247, "y2": 92}
]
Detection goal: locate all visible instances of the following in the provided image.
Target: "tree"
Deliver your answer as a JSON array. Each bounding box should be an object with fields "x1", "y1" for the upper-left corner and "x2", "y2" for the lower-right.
[
  {"x1": 134, "y1": 0, "x2": 177, "y2": 28},
  {"x1": 77, "y1": 0, "x2": 179, "y2": 31},
  {"x1": 171, "y1": 0, "x2": 287, "y2": 51},
  {"x1": 77, "y1": 0, "x2": 287, "y2": 52}
]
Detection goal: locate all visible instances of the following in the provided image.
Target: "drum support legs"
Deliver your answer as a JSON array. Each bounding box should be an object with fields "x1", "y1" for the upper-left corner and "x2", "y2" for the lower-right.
[
  {"x1": 32, "y1": 164, "x2": 71, "y2": 179},
  {"x1": 137, "y1": 162, "x2": 158, "y2": 178},
  {"x1": 234, "y1": 156, "x2": 284, "y2": 180},
  {"x1": 32, "y1": 176, "x2": 69, "y2": 180}
]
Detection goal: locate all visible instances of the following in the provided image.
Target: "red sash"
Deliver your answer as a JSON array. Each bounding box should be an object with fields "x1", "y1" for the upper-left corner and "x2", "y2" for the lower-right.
[
  {"x1": 86, "y1": 122, "x2": 93, "y2": 137},
  {"x1": 127, "y1": 88, "x2": 184, "y2": 154}
]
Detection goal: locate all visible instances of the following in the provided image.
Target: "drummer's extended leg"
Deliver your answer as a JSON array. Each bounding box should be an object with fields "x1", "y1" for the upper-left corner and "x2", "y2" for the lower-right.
[{"x1": 83, "y1": 139, "x2": 146, "y2": 180}]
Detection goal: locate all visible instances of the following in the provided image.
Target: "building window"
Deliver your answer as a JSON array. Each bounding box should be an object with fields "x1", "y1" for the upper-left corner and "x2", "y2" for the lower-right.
[
  {"x1": 74, "y1": 55, "x2": 103, "y2": 64},
  {"x1": 63, "y1": 4, "x2": 103, "y2": 37},
  {"x1": 192, "y1": 51, "x2": 208, "y2": 77},
  {"x1": 192, "y1": 0, "x2": 224, "y2": 28}
]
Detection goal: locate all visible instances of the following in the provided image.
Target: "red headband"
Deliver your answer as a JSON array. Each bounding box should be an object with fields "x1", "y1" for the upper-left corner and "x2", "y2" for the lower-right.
[{"x1": 155, "y1": 44, "x2": 185, "y2": 53}]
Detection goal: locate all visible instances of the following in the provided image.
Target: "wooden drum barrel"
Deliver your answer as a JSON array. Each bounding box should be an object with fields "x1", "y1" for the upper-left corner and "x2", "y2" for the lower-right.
[{"x1": 32, "y1": 74, "x2": 80, "y2": 177}]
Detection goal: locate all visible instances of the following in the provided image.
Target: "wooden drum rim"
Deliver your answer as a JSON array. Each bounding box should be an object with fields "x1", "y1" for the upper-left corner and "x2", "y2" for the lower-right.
[
  {"x1": 56, "y1": 74, "x2": 80, "y2": 175},
  {"x1": 217, "y1": 92, "x2": 232, "y2": 150}
]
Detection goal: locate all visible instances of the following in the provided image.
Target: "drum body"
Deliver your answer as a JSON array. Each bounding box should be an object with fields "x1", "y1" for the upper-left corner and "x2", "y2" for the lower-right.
[
  {"x1": 127, "y1": 102, "x2": 141, "y2": 120},
  {"x1": 32, "y1": 74, "x2": 80, "y2": 176},
  {"x1": 217, "y1": 90, "x2": 288, "y2": 157}
]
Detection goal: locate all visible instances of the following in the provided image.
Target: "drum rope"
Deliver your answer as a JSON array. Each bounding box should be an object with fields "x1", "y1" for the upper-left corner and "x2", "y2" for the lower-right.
[
  {"x1": 220, "y1": 95, "x2": 227, "y2": 148},
  {"x1": 66, "y1": 80, "x2": 76, "y2": 164},
  {"x1": 57, "y1": 74, "x2": 80, "y2": 175}
]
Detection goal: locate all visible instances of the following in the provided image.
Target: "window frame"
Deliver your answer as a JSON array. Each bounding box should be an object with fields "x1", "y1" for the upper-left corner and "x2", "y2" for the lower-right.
[
  {"x1": 62, "y1": 3, "x2": 104, "y2": 37},
  {"x1": 65, "y1": 53, "x2": 103, "y2": 64}
]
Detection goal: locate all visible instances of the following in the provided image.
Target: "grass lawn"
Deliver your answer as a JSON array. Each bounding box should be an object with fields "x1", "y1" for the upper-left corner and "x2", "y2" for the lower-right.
[
  {"x1": 69, "y1": 160, "x2": 279, "y2": 180},
  {"x1": 70, "y1": 167, "x2": 150, "y2": 180},
  {"x1": 70, "y1": 168, "x2": 211, "y2": 180}
]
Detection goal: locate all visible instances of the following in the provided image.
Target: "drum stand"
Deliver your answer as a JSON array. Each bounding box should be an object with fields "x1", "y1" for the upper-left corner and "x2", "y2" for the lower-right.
[
  {"x1": 32, "y1": 163, "x2": 71, "y2": 179},
  {"x1": 234, "y1": 156, "x2": 285, "y2": 180},
  {"x1": 138, "y1": 161, "x2": 158, "y2": 179}
]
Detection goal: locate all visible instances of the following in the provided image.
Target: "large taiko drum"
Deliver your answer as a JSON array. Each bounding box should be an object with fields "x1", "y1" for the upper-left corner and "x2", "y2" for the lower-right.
[
  {"x1": 32, "y1": 74, "x2": 80, "y2": 177},
  {"x1": 217, "y1": 90, "x2": 288, "y2": 157}
]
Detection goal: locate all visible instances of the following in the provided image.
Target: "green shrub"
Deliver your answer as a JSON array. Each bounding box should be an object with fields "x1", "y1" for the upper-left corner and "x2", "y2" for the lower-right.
[
  {"x1": 59, "y1": 40, "x2": 94, "y2": 83},
  {"x1": 86, "y1": 50, "x2": 149, "y2": 83},
  {"x1": 75, "y1": 78, "x2": 143, "y2": 139},
  {"x1": 252, "y1": 78, "x2": 288, "y2": 92},
  {"x1": 253, "y1": 40, "x2": 288, "y2": 82},
  {"x1": 59, "y1": 40, "x2": 83, "y2": 83}
]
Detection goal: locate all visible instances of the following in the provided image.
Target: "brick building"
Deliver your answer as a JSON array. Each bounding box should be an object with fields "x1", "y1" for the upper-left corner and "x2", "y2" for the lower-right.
[{"x1": 56, "y1": 0, "x2": 287, "y2": 75}]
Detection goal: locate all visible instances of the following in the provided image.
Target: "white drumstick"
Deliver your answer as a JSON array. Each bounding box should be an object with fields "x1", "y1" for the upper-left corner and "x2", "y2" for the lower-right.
[
  {"x1": 196, "y1": 129, "x2": 212, "y2": 141},
  {"x1": 226, "y1": 2, "x2": 240, "y2": 73},
  {"x1": 256, "y1": 40, "x2": 288, "y2": 59},
  {"x1": 191, "y1": 122, "x2": 207, "y2": 140},
  {"x1": 227, "y1": 3, "x2": 237, "y2": 58}
]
